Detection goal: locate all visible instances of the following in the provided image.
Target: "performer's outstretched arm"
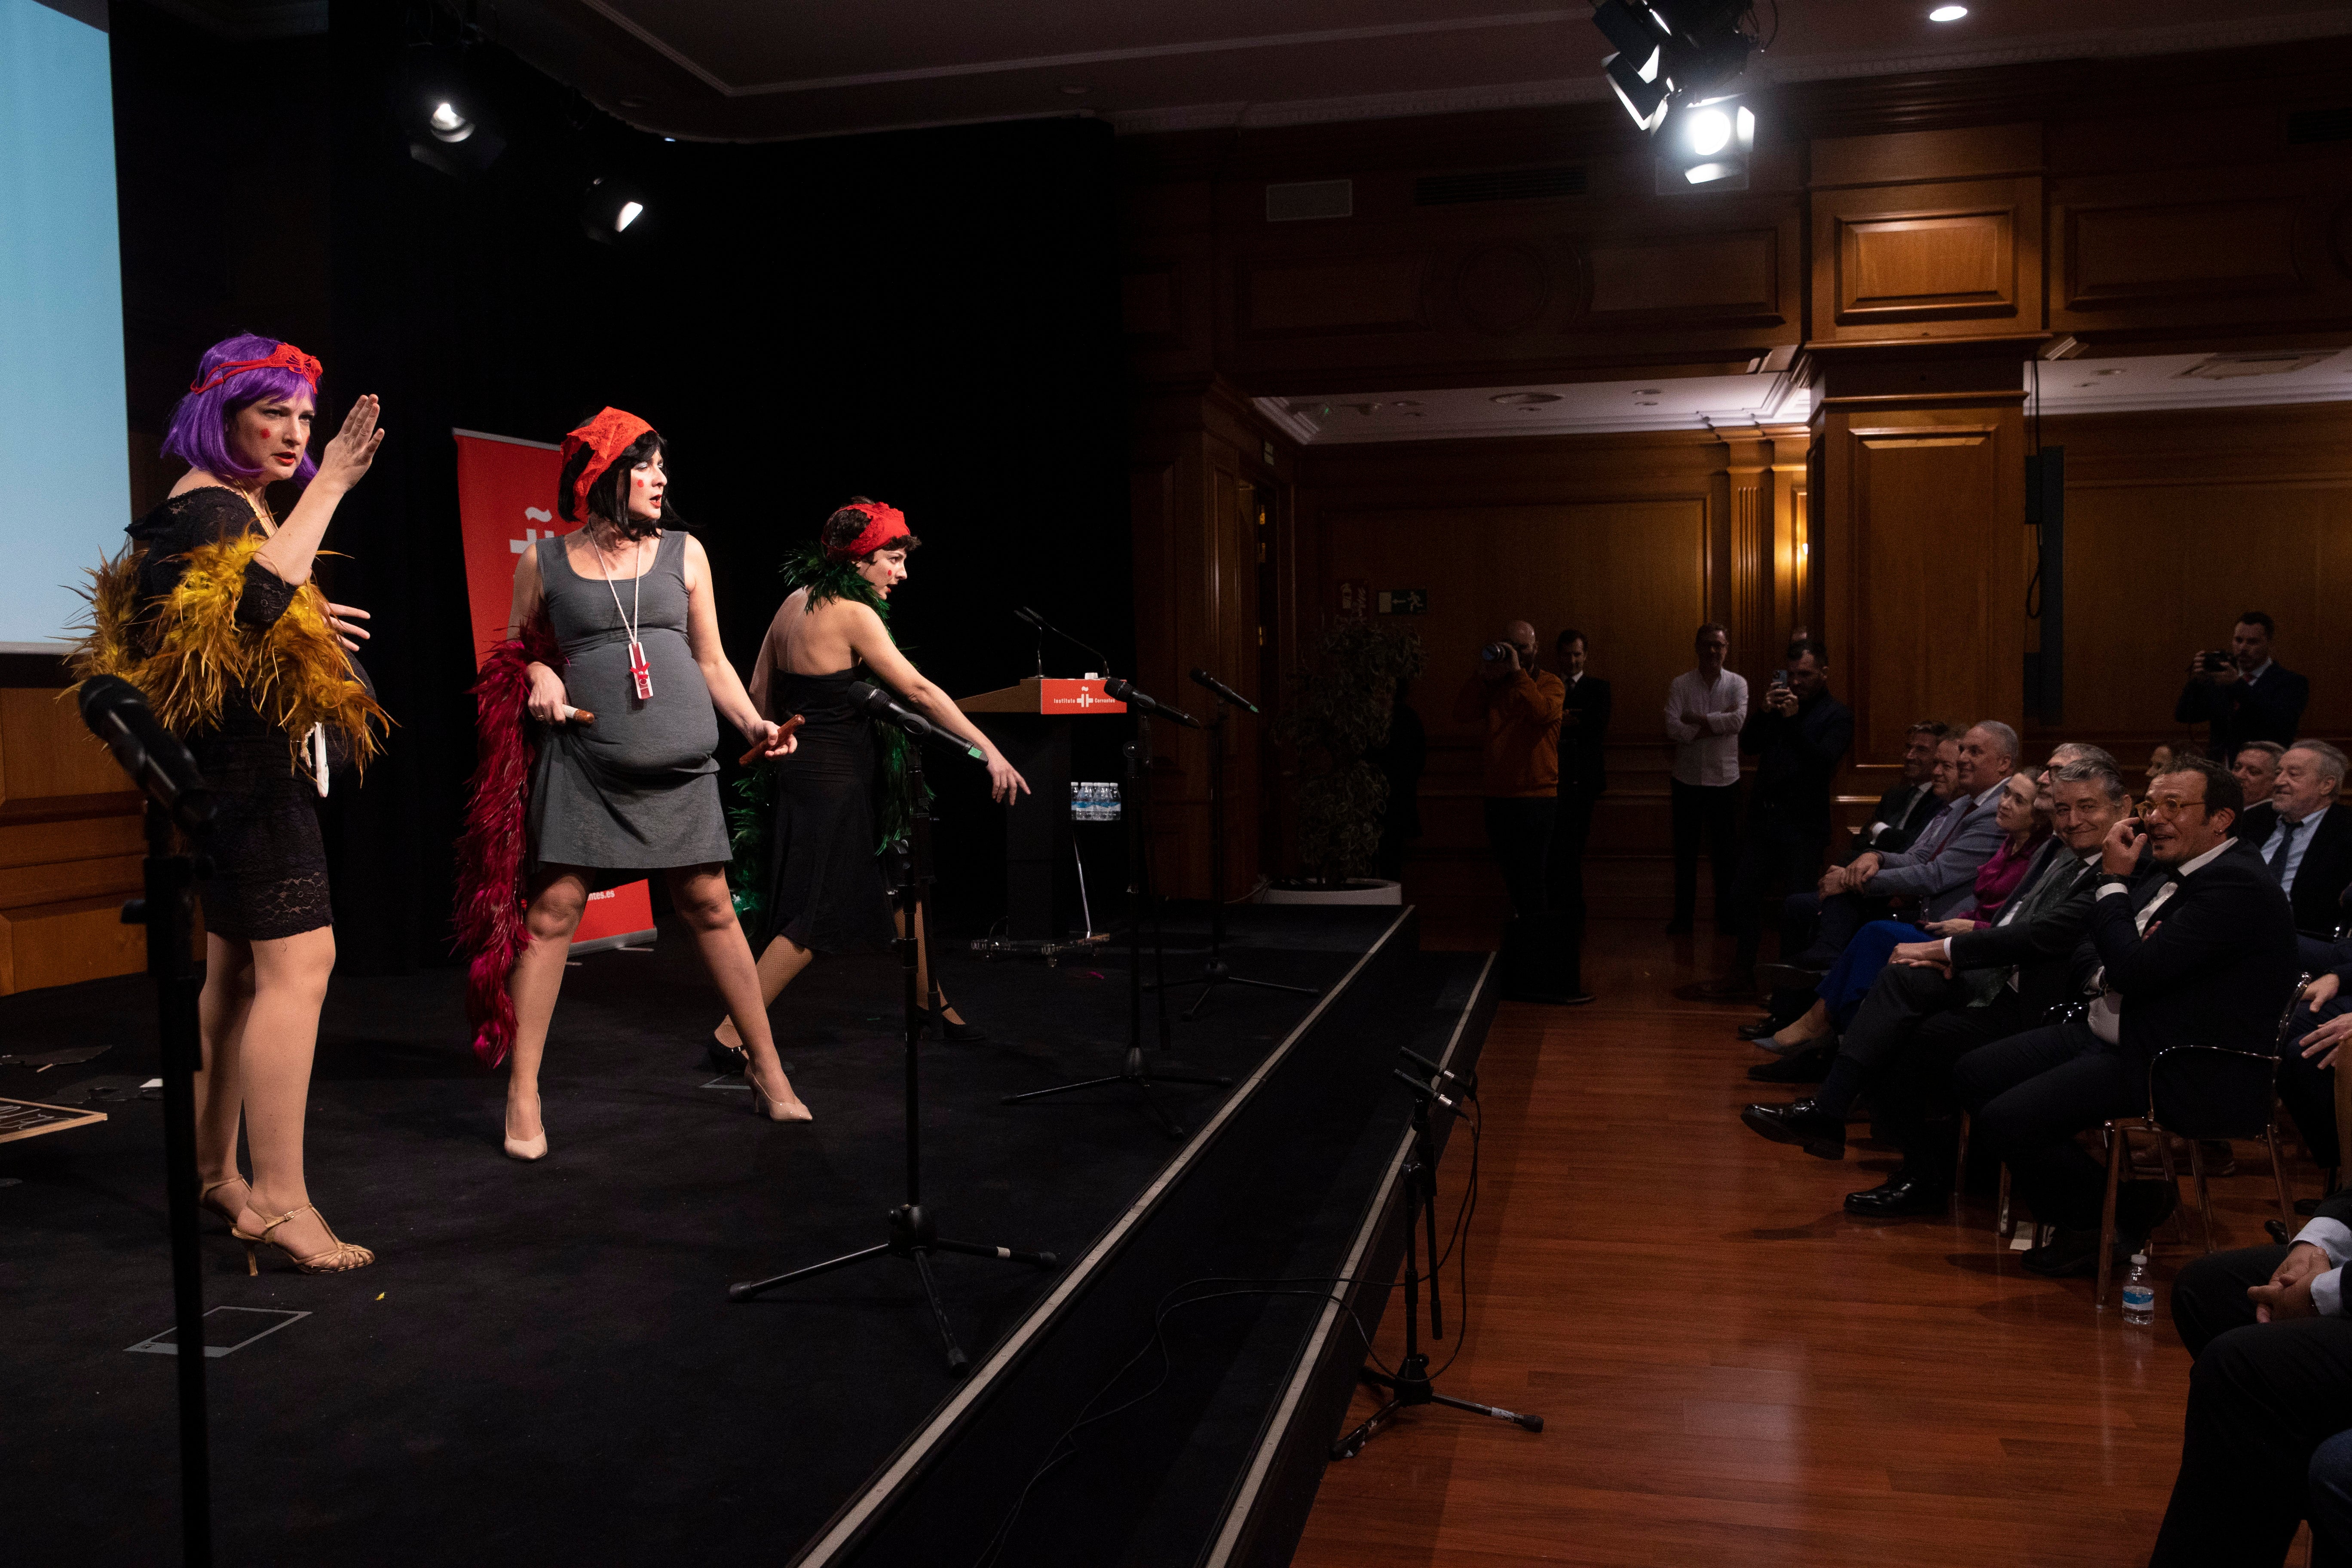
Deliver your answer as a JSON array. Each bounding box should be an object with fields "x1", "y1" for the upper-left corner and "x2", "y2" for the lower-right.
[{"x1": 841, "y1": 603, "x2": 1028, "y2": 803}]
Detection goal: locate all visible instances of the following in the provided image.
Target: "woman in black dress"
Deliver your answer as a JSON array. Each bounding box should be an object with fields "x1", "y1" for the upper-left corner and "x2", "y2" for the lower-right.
[
  {"x1": 714, "y1": 501, "x2": 1026, "y2": 1052},
  {"x1": 74, "y1": 334, "x2": 386, "y2": 1275}
]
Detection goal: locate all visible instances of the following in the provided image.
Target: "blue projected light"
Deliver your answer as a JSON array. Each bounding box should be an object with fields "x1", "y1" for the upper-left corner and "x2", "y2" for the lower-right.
[{"x1": 0, "y1": 0, "x2": 129, "y2": 649}]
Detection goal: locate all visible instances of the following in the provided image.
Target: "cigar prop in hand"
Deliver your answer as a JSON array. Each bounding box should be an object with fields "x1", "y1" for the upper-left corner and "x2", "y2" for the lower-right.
[
  {"x1": 740, "y1": 713, "x2": 805, "y2": 765},
  {"x1": 557, "y1": 705, "x2": 595, "y2": 724}
]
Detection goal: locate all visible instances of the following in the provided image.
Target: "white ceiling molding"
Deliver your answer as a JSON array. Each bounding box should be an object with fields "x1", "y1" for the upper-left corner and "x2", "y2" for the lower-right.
[{"x1": 572, "y1": 3, "x2": 1584, "y2": 100}]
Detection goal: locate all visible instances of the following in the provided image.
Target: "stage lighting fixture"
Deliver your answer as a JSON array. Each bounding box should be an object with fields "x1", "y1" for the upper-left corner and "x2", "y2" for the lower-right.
[
  {"x1": 1929, "y1": 5, "x2": 1969, "y2": 19},
  {"x1": 428, "y1": 101, "x2": 474, "y2": 142},
  {"x1": 1667, "y1": 97, "x2": 1755, "y2": 185},
  {"x1": 580, "y1": 177, "x2": 651, "y2": 244},
  {"x1": 1590, "y1": 0, "x2": 1759, "y2": 135},
  {"x1": 399, "y1": 48, "x2": 505, "y2": 179}
]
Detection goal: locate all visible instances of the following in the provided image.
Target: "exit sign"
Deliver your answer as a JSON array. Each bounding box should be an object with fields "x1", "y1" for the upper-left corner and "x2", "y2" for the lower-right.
[{"x1": 1377, "y1": 589, "x2": 1427, "y2": 615}]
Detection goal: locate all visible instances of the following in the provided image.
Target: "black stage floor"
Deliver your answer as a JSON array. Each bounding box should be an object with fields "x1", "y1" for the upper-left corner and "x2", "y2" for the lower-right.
[{"x1": 0, "y1": 905, "x2": 1479, "y2": 1566}]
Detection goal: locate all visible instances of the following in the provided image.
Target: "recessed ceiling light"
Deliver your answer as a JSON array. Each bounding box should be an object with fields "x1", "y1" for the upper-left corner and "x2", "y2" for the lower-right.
[
  {"x1": 1060, "y1": 84, "x2": 1090, "y2": 95},
  {"x1": 1636, "y1": 388, "x2": 1661, "y2": 394},
  {"x1": 1929, "y1": 5, "x2": 1968, "y2": 20},
  {"x1": 1635, "y1": 400, "x2": 1660, "y2": 406},
  {"x1": 1392, "y1": 398, "x2": 1422, "y2": 408},
  {"x1": 2096, "y1": 368, "x2": 2125, "y2": 376},
  {"x1": 1490, "y1": 392, "x2": 1562, "y2": 406}
]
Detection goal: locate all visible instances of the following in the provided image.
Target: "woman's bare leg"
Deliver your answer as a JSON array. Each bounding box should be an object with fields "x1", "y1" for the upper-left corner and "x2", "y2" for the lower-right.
[
  {"x1": 505, "y1": 868, "x2": 588, "y2": 1146},
  {"x1": 228, "y1": 925, "x2": 340, "y2": 1258},
  {"x1": 194, "y1": 934, "x2": 257, "y2": 1206},
  {"x1": 714, "y1": 931, "x2": 816, "y2": 1050},
  {"x1": 672, "y1": 866, "x2": 808, "y2": 1116},
  {"x1": 895, "y1": 904, "x2": 964, "y2": 1024}
]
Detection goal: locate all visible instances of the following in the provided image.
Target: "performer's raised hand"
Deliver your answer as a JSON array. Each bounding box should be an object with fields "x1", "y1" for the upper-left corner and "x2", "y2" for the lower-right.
[
  {"x1": 325, "y1": 602, "x2": 371, "y2": 652},
  {"x1": 315, "y1": 393, "x2": 385, "y2": 492}
]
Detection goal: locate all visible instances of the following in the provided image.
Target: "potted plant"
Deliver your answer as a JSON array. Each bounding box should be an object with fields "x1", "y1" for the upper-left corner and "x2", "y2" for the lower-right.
[{"x1": 1264, "y1": 619, "x2": 1426, "y2": 905}]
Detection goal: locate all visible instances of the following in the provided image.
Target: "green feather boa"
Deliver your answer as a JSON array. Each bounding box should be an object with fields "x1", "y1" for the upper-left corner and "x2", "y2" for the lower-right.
[{"x1": 726, "y1": 542, "x2": 928, "y2": 929}]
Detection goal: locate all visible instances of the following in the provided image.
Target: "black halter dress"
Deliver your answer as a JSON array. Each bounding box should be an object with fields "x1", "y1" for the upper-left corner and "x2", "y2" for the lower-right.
[{"x1": 751, "y1": 669, "x2": 895, "y2": 954}]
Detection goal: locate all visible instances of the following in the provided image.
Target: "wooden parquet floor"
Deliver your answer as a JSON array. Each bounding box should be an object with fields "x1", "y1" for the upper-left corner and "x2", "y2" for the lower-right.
[{"x1": 1292, "y1": 916, "x2": 2315, "y2": 1568}]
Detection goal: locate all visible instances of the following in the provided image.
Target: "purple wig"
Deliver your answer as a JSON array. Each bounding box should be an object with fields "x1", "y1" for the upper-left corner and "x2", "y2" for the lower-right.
[{"x1": 160, "y1": 333, "x2": 322, "y2": 487}]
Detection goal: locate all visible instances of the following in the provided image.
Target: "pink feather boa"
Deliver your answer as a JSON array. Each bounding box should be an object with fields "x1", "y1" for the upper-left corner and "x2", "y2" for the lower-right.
[{"x1": 454, "y1": 617, "x2": 563, "y2": 1067}]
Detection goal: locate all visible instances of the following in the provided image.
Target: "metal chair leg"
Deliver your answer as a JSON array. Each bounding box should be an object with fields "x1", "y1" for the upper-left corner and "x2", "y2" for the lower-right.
[
  {"x1": 2096, "y1": 1120, "x2": 2127, "y2": 1310},
  {"x1": 2153, "y1": 1130, "x2": 2190, "y2": 1246},
  {"x1": 2186, "y1": 1137, "x2": 2218, "y2": 1253},
  {"x1": 1995, "y1": 1165, "x2": 2013, "y2": 1239},
  {"x1": 2268, "y1": 1125, "x2": 2296, "y2": 1226}
]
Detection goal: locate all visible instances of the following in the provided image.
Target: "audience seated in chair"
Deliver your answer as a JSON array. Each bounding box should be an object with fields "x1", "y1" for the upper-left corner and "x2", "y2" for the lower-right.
[
  {"x1": 1957, "y1": 754, "x2": 2296, "y2": 1279},
  {"x1": 1737, "y1": 759, "x2": 2130, "y2": 1191}
]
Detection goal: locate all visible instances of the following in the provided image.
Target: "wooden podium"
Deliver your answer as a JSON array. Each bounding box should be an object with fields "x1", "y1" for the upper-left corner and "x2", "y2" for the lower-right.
[{"x1": 956, "y1": 678, "x2": 1126, "y2": 940}]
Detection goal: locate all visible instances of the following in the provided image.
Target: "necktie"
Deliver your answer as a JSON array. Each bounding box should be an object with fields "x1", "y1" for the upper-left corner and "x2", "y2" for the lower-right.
[
  {"x1": 1923, "y1": 799, "x2": 1978, "y2": 862},
  {"x1": 2269, "y1": 818, "x2": 2300, "y2": 880}
]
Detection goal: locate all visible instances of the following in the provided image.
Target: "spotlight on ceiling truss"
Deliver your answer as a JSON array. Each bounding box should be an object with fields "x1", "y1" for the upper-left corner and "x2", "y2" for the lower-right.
[{"x1": 1591, "y1": 0, "x2": 1761, "y2": 135}]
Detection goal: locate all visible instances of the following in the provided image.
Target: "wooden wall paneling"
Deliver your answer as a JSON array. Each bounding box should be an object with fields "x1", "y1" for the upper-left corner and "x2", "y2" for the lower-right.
[
  {"x1": 2043, "y1": 401, "x2": 2352, "y2": 745},
  {"x1": 2047, "y1": 162, "x2": 2352, "y2": 336},
  {"x1": 0, "y1": 688, "x2": 148, "y2": 993},
  {"x1": 1720, "y1": 433, "x2": 1773, "y2": 682},
  {"x1": 1811, "y1": 363, "x2": 2030, "y2": 778},
  {"x1": 1810, "y1": 177, "x2": 2045, "y2": 341}
]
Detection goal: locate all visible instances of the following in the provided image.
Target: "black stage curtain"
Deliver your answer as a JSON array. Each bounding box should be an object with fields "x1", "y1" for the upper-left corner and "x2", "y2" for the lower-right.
[{"x1": 321, "y1": 10, "x2": 1129, "y2": 971}]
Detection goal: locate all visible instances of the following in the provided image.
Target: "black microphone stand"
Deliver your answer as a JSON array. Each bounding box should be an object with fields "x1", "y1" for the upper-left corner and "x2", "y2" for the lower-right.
[
  {"x1": 1148, "y1": 691, "x2": 1316, "y2": 1020},
  {"x1": 1331, "y1": 1074, "x2": 1542, "y2": 1459},
  {"x1": 1003, "y1": 711, "x2": 1231, "y2": 1138},
  {"x1": 729, "y1": 736, "x2": 1057, "y2": 1375}
]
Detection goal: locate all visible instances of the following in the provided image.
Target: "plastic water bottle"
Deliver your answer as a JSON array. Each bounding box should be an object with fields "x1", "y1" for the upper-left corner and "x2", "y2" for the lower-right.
[{"x1": 2121, "y1": 1254, "x2": 2155, "y2": 1325}]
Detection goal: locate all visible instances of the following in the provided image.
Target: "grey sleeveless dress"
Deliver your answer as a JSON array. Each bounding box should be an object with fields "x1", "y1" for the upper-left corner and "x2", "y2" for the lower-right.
[{"x1": 527, "y1": 530, "x2": 730, "y2": 874}]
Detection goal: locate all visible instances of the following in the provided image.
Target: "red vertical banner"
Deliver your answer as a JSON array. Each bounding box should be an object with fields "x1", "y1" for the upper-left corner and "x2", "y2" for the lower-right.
[{"x1": 452, "y1": 429, "x2": 656, "y2": 950}]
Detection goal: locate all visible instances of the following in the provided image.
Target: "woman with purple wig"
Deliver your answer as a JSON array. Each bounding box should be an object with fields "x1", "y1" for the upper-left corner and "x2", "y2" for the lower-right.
[{"x1": 72, "y1": 334, "x2": 387, "y2": 1275}]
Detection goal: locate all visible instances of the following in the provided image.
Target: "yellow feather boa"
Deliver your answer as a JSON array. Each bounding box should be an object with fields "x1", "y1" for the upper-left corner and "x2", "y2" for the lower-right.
[{"x1": 70, "y1": 532, "x2": 390, "y2": 775}]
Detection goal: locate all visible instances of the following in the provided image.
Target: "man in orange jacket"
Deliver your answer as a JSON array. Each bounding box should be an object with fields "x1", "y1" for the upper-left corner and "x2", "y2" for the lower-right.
[{"x1": 1454, "y1": 621, "x2": 1587, "y2": 1003}]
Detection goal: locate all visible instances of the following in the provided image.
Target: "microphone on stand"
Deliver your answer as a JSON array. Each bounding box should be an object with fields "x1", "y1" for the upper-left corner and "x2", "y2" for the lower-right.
[
  {"x1": 1014, "y1": 605, "x2": 1116, "y2": 677},
  {"x1": 849, "y1": 680, "x2": 985, "y2": 760},
  {"x1": 78, "y1": 675, "x2": 217, "y2": 836},
  {"x1": 1103, "y1": 679, "x2": 1201, "y2": 729},
  {"x1": 1188, "y1": 668, "x2": 1258, "y2": 715}
]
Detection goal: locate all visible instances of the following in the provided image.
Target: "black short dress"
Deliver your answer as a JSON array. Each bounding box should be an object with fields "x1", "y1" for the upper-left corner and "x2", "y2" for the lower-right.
[
  {"x1": 127, "y1": 490, "x2": 329, "y2": 940},
  {"x1": 749, "y1": 669, "x2": 895, "y2": 955}
]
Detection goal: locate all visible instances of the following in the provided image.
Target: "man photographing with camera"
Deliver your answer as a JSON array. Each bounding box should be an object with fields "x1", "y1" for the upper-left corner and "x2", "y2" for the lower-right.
[
  {"x1": 2175, "y1": 609, "x2": 2308, "y2": 763},
  {"x1": 1453, "y1": 620, "x2": 1586, "y2": 1003}
]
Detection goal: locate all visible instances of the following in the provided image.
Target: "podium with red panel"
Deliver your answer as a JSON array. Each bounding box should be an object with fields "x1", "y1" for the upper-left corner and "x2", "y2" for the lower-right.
[{"x1": 956, "y1": 677, "x2": 1125, "y2": 940}]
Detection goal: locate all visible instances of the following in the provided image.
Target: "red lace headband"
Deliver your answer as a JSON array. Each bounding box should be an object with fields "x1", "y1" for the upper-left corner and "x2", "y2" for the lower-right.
[
  {"x1": 188, "y1": 342, "x2": 322, "y2": 396},
  {"x1": 825, "y1": 502, "x2": 912, "y2": 562},
  {"x1": 559, "y1": 407, "x2": 655, "y2": 520}
]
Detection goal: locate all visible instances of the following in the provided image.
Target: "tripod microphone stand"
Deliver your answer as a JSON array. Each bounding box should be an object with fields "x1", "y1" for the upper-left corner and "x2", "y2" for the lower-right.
[
  {"x1": 1003, "y1": 708, "x2": 1231, "y2": 1138},
  {"x1": 79, "y1": 677, "x2": 216, "y2": 1566},
  {"x1": 1150, "y1": 670, "x2": 1317, "y2": 1020},
  {"x1": 1331, "y1": 1066, "x2": 1541, "y2": 1460},
  {"x1": 729, "y1": 719, "x2": 1057, "y2": 1375}
]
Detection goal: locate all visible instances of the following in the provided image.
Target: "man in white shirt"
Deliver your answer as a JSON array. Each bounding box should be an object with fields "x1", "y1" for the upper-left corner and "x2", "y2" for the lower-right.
[{"x1": 1663, "y1": 623, "x2": 1747, "y2": 935}]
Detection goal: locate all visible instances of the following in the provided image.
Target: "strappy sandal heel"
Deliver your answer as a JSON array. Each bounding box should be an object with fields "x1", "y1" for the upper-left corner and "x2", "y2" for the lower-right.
[
  {"x1": 233, "y1": 1205, "x2": 375, "y2": 1276},
  {"x1": 197, "y1": 1176, "x2": 250, "y2": 1228}
]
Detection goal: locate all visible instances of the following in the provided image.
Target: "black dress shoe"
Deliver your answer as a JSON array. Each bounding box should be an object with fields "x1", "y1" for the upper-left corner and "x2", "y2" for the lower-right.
[
  {"x1": 1739, "y1": 1099, "x2": 1847, "y2": 1159},
  {"x1": 2019, "y1": 1226, "x2": 2107, "y2": 1278},
  {"x1": 1735, "y1": 1016, "x2": 1779, "y2": 1041},
  {"x1": 1844, "y1": 1176, "x2": 1948, "y2": 1216},
  {"x1": 1747, "y1": 1043, "x2": 1835, "y2": 1083},
  {"x1": 917, "y1": 1005, "x2": 989, "y2": 1043}
]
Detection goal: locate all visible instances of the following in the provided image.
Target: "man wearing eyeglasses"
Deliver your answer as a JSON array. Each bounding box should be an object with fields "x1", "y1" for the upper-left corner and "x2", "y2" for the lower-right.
[{"x1": 1953, "y1": 755, "x2": 2295, "y2": 1280}]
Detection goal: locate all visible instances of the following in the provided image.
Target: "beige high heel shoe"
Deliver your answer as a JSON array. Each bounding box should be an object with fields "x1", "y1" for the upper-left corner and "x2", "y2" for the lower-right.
[
  {"x1": 197, "y1": 1176, "x2": 250, "y2": 1228},
  {"x1": 746, "y1": 1064, "x2": 813, "y2": 1124},
  {"x1": 504, "y1": 1093, "x2": 549, "y2": 1161},
  {"x1": 233, "y1": 1205, "x2": 375, "y2": 1276}
]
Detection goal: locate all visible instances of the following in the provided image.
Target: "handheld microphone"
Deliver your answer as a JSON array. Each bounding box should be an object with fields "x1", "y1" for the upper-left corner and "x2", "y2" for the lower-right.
[
  {"x1": 848, "y1": 681, "x2": 985, "y2": 760},
  {"x1": 78, "y1": 675, "x2": 216, "y2": 836},
  {"x1": 1399, "y1": 1045, "x2": 1474, "y2": 1095},
  {"x1": 1102, "y1": 679, "x2": 1201, "y2": 730},
  {"x1": 1188, "y1": 668, "x2": 1258, "y2": 715},
  {"x1": 1391, "y1": 1065, "x2": 1458, "y2": 1112}
]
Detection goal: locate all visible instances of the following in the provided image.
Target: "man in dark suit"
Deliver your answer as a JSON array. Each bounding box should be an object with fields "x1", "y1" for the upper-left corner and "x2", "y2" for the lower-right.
[
  {"x1": 1738, "y1": 758, "x2": 2132, "y2": 1192},
  {"x1": 2233, "y1": 741, "x2": 2352, "y2": 943},
  {"x1": 2151, "y1": 1187, "x2": 2352, "y2": 1564},
  {"x1": 2175, "y1": 609, "x2": 2310, "y2": 763},
  {"x1": 1848, "y1": 720, "x2": 1949, "y2": 858},
  {"x1": 1546, "y1": 628, "x2": 1611, "y2": 927},
  {"x1": 1955, "y1": 754, "x2": 2297, "y2": 1277},
  {"x1": 1701, "y1": 641, "x2": 1853, "y2": 998}
]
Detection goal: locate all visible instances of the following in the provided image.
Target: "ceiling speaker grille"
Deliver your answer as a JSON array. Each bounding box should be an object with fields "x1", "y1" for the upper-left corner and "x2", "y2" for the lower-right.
[
  {"x1": 1265, "y1": 180, "x2": 1353, "y2": 222},
  {"x1": 1414, "y1": 167, "x2": 1587, "y2": 206}
]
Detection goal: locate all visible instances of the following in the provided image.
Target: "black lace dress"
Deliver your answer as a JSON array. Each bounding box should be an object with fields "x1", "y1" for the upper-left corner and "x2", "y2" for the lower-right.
[{"x1": 128, "y1": 489, "x2": 331, "y2": 940}]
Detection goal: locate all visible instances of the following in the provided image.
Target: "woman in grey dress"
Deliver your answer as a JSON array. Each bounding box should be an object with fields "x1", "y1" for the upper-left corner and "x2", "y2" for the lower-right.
[{"x1": 498, "y1": 408, "x2": 804, "y2": 1158}]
